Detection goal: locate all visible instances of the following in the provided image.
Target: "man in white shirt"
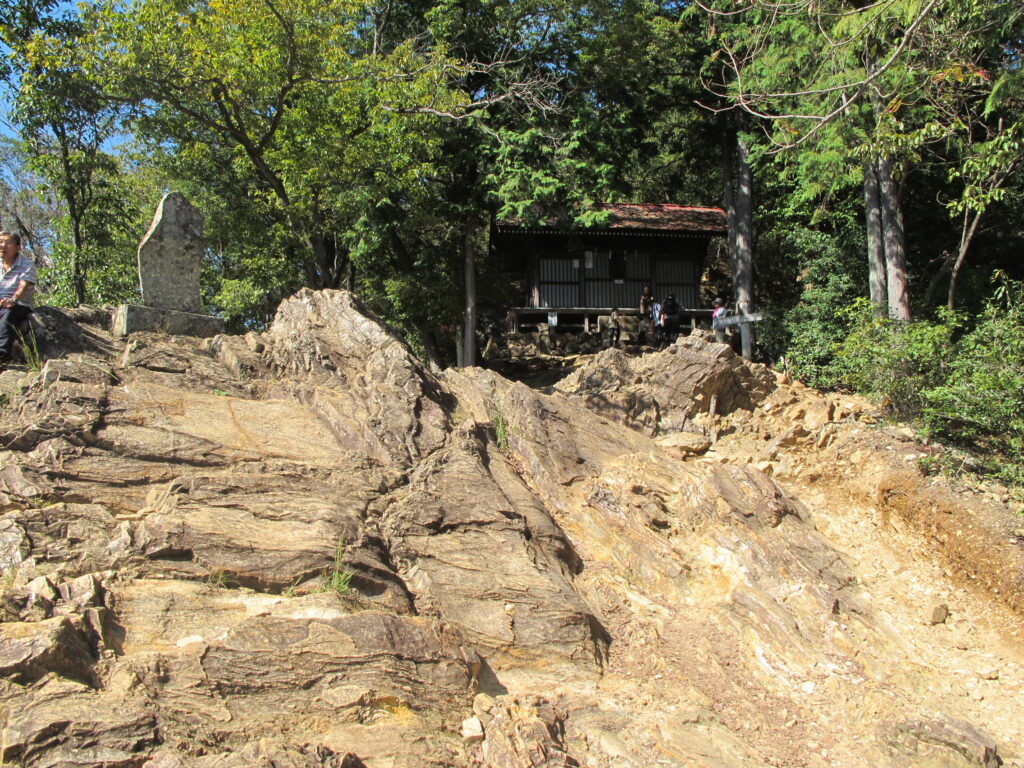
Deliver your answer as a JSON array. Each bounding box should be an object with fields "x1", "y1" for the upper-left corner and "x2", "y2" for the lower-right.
[
  {"x1": 0, "y1": 231, "x2": 37, "y2": 365},
  {"x1": 711, "y1": 297, "x2": 728, "y2": 343}
]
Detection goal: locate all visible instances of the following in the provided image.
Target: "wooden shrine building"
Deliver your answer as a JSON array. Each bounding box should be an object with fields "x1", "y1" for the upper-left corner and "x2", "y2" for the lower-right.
[{"x1": 493, "y1": 203, "x2": 727, "y2": 331}]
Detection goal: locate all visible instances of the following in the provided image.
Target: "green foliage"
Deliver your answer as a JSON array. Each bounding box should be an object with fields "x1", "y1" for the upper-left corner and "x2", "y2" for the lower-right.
[
  {"x1": 4, "y1": 2, "x2": 141, "y2": 307},
  {"x1": 88, "y1": 0, "x2": 460, "y2": 288},
  {"x1": 921, "y1": 273, "x2": 1024, "y2": 483},
  {"x1": 795, "y1": 273, "x2": 1024, "y2": 484},
  {"x1": 0, "y1": 138, "x2": 60, "y2": 264},
  {"x1": 760, "y1": 205, "x2": 866, "y2": 383},
  {"x1": 832, "y1": 300, "x2": 958, "y2": 421}
]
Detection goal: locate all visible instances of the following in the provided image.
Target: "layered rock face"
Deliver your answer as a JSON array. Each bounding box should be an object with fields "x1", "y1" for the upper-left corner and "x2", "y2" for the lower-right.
[{"x1": 1, "y1": 290, "x2": 1022, "y2": 768}]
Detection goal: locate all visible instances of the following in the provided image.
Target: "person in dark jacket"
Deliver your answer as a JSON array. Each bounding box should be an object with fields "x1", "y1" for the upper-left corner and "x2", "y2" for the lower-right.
[{"x1": 638, "y1": 285, "x2": 655, "y2": 343}]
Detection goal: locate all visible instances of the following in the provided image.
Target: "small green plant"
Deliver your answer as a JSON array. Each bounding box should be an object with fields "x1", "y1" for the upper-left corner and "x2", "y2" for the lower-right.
[
  {"x1": 14, "y1": 327, "x2": 42, "y2": 373},
  {"x1": 917, "y1": 455, "x2": 940, "y2": 476},
  {"x1": 205, "y1": 569, "x2": 229, "y2": 588},
  {"x1": 212, "y1": 389, "x2": 229, "y2": 396},
  {"x1": 491, "y1": 411, "x2": 510, "y2": 452},
  {"x1": 317, "y1": 540, "x2": 354, "y2": 596},
  {"x1": 281, "y1": 575, "x2": 304, "y2": 597}
]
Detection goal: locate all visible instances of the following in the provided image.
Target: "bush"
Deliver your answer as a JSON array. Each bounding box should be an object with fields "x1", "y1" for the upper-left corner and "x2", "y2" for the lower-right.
[
  {"x1": 921, "y1": 273, "x2": 1024, "y2": 482},
  {"x1": 831, "y1": 299, "x2": 958, "y2": 421},
  {"x1": 771, "y1": 232, "x2": 865, "y2": 387}
]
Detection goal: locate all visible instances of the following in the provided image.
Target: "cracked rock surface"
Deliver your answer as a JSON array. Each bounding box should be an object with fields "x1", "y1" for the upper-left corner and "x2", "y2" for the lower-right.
[{"x1": 1, "y1": 289, "x2": 1023, "y2": 767}]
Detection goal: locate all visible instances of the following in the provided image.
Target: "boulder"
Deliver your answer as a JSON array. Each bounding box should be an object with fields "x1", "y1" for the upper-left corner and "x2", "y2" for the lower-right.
[{"x1": 555, "y1": 336, "x2": 775, "y2": 435}]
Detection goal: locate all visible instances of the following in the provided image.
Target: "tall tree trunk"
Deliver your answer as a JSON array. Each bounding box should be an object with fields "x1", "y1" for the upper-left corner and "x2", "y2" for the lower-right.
[
  {"x1": 720, "y1": 129, "x2": 737, "y2": 279},
  {"x1": 863, "y1": 161, "x2": 887, "y2": 313},
  {"x1": 876, "y1": 156, "x2": 910, "y2": 321},
  {"x1": 70, "y1": 217, "x2": 86, "y2": 306},
  {"x1": 733, "y1": 139, "x2": 754, "y2": 313},
  {"x1": 720, "y1": 126, "x2": 755, "y2": 359},
  {"x1": 735, "y1": 137, "x2": 755, "y2": 359},
  {"x1": 462, "y1": 217, "x2": 478, "y2": 368},
  {"x1": 307, "y1": 233, "x2": 332, "y2": 288}
]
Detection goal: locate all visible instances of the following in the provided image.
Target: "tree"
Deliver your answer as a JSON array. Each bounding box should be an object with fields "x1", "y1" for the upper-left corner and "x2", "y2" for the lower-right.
[
  {"x1": 86, "y1": 0, "x2": 461, "y2": 293},
  {"x1": 0, "y1": 136, "x2": 59, "y2": 265},
  {"x1": 696, "y1": 0, "x2": 1024, "y2": 321},
  {"x1": 2, "y1": 0, "x2": 132, "y2": 305}
]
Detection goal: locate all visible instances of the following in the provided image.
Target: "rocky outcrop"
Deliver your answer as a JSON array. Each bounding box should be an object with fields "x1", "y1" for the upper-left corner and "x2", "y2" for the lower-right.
[
  {"x1": 1, "y1": 289, "x2": 1022, "y2": 767},
  {"x1": 554, "y1": 333, "x2": 776, "y2": 435}
]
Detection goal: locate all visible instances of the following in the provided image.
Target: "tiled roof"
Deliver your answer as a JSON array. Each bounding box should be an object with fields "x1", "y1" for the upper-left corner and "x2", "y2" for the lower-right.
[
  {"x1": 497, "y1": 203, "x2": 728, "y2": 234},
  {"x1": 595, "y1": 203, "x2": 727, "y2": 232}
]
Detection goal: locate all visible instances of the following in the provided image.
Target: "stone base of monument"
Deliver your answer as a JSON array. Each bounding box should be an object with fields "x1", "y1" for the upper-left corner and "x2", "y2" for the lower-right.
[{"x1": 112, "y1": 304, "x2": 225, "y2": 338}]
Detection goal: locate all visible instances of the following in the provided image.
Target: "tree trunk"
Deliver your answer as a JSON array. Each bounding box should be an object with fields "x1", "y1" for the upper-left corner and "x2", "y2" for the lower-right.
[
  {"x1": 876, "y1": 156, "x2": 910, "y2": 321},
  {"x1": 70, "y1": 216, "x2": 86, "y2": 306},
  {"x1": 735, "y1": 138, "x2": 755, "y2": 359},
  {"x1": 720, "y1": 128, "x2": 738, "y2": 279},
  {"x1": 863, "y1": 161, "x2": 887, "y2": 313},
  {"x1": 60, "y1": 168, "x2": 86, "y2": 304},
  {"x1": 462, "y1": 217, "x2": 478, "y2": 368},
  {"x1": 721, "y1": 127, "x2": 755, "y2": 359},
  {"x1": 947, "y1": 207, "x2": 983, "y2": 311}
]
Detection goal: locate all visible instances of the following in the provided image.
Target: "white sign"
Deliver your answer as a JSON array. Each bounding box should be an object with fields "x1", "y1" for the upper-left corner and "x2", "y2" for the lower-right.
[
  {"x1": 585, "y1": 251, "x2": 594, "y2": 269},
  {"x1": 572, "y1": 259, "x2": 580, "y2": 269},
  {"x1": 715, "y1": 313, "x2": 764, "y2": 328},
  {"x1": 547, "y1": 312, "x2": 558, "y2": 327}
]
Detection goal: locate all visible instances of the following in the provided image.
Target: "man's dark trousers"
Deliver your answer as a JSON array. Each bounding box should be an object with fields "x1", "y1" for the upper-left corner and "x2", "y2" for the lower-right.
[{"x1": 0, "y1": 304, "x2": 33, "y2": 362}]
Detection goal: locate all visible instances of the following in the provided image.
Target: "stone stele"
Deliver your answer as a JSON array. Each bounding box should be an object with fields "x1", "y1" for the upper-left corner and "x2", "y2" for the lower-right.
[
  {"x1": 137, "y1": 191, "x2": 204, "y2": 313},
  {"x1": 112, "y1": 192, "x2": 224, "y2": 338}
]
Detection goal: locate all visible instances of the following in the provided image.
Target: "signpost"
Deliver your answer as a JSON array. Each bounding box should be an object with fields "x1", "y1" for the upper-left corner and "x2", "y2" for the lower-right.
[
  {"x1": 714, "y1": 312, "x2": 763, "y2": 327},
  {"x1": 712, "y1": 312, "x2": 764, "y2": 359}
]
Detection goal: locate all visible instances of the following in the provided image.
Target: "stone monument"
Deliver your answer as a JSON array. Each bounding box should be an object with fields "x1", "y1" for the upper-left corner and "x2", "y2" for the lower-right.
[{"x1": 112, "y1": 192, "x2": 225, "y2": 338}]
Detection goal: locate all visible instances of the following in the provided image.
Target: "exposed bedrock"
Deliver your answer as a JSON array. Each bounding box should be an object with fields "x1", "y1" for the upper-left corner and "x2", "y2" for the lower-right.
[{"x1": 0, "y1": 290, "x2": 1019, "y2": 768}]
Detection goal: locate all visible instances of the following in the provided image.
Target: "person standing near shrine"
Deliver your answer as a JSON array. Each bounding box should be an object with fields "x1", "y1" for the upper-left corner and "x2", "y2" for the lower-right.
[
  {"x1": 0, "y1": 232, "x2": 37, "y2": 366},
  {"x1": 711, "y1": 297, "x2": 728, "y2": 343},
  {"x1": 608, "y1": 307, "x2": 622, "y2": 347},
  {"x1": 639, "y1": 285, "x2": 655, "y2": 343}
]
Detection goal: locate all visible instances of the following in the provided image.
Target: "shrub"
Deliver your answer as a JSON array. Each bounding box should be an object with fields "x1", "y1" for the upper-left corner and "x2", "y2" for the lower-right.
[
  {"x1": 921, "y1": 273, "x2": 1024, "y2": 483},
  {"x1": 831, "y1": 299, "x2": 958, "y2": 421},
  {"x1": 773, "y1": 232, "x2": 865, "y2": 387}
]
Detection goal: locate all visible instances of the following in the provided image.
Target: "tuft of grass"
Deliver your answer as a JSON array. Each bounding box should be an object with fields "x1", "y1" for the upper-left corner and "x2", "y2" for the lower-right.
[
  {"x1": 491, "y1": 411, "x2": 510, "y2": 452},
  {"x1": 205, "y1": 570, "x2": 229, "y2": 588},
  {"x1": 316, "y1": 540, "x2": 354, "y2": 596},
  {"x1": 14, "y1": 327, "x2": 42, "y2": 373},
  {"x1": 281, "y1": 575, "x2": 304, "y2": 598}
]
